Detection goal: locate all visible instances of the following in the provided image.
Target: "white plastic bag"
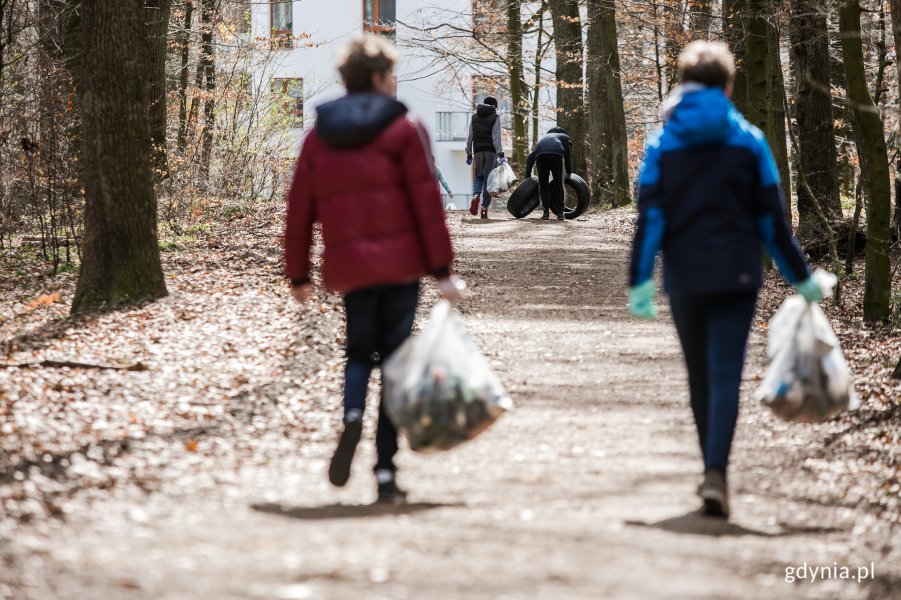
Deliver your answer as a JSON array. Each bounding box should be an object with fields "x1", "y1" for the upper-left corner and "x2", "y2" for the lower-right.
[
  {"x1": 487, "y1": 162, "x2": 517, "y2": 195},
  {"x1": 383, "y1": 301, "x2": 512, "y2": 452},
  {"x1": 755, "y1": 270, "x2": 859, "y2": 422}
]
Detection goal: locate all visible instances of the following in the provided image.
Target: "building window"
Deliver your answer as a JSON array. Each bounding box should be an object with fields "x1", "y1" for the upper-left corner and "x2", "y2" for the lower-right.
[
  {"x1": 272, "y1": 78, "x2": 304, "y2": 127},
  {"x1": 364, "y1": 0, "x2": 396, "y2": 40},
  {"x1": 436, "y1": 112, "x2": 470, "y2": 142},
  {"x1": 270, "y1": 1, "x2": 293, "y2": 47}
]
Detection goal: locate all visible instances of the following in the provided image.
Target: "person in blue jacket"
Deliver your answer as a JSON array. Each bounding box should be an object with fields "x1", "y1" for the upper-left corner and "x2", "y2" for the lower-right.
[
  {"x1": 628, "y1": 41, "x2": 824, "y2": 519},
  {"x1": 525, "y1": 127, "x2": 573, "y2": 220}
]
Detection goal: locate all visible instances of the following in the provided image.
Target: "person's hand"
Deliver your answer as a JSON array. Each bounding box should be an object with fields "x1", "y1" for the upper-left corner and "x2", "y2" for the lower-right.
[
  {"x1": 466, "y1": 155, "x2": 473, "y2": 166},
  {"x1": 497, "y1": 153, "x2": 507, "y2": 164},
  {"x1": 794, "y1": 277, "x2": 824, "y2": 304},
  {"x1": 629, "y1": 280, "x2": 658, "y2": 319},
  {"x1": 437, "y1": 275, "x2": 466, "y2": 303},
  {"x1": 291, "y1": 283, "x2": 314, "y2": 303}
]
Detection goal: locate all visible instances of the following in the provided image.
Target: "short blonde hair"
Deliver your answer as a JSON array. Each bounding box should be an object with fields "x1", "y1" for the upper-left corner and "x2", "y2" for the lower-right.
[
  {"x1": 335, "y1": 35, "x2": 398, "y2": 92},
  {"x1": 678, "y1": 40, "x2": 736, "y2": 89}
]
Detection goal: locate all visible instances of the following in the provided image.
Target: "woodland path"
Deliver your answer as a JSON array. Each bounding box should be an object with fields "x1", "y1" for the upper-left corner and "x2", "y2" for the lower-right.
[{"x1": 1, "y1": 211, "x2": 898, "y2": 599}]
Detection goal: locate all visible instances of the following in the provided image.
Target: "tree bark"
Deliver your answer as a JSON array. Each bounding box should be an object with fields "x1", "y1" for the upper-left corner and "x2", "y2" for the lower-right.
[
  {"x1": 888, "y1": 0, "x2": 901, "y2": 234},
  {"x1": 742, "y1": 0, "x2": 769, "y2": 132},
  {"x1": 587, "y1": 0, "x2": 629, "y2": 207},
  {"x1": 198, "y1": 0, "x2": 215, "y2": 178},
  {"x1": 766, "y1": 15, "x2": 791, "y2": 209},
  {"x1": 839, "y1": 0, "x2": 891, "y2": 321},
  {"x1": 177, "y1": 0, "x2": 193, "y2": 152},
  {"x1": 506, "y1": 0, "x2": 527, "y2": 172},
  {"x1": 145, "y1": 0, "x2": 171, "y2": 174},
  {"x1": 789, "y1": 0, "x2": 842, "y2": 239},
  {"x1": 71, "y1": 0, "x2": 167, "y2": 314},
  {"x1": 663, "y1": 0, "x2": 686, "y2": 91},
  {"x1": 688, "y1": 0, "x2": 712, "y2": 39},
  {"x1": 548, "y1": 0, "x2": 586, "y2": 175},
  {"x1": 723, "y1": 0, "x2": 748, "y2": 114}
]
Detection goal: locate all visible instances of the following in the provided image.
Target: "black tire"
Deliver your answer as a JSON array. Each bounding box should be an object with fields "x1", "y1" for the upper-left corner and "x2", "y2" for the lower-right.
[
  {"x1": 506, "y1": 176, "x2": 540, "y2": 218},
  {"x1": 553, "y1": 173, "x2": 591, "y2": 219}
]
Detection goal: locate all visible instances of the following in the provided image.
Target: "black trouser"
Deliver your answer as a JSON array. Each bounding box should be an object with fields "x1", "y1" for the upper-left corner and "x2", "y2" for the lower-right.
[
  {"x1": 343, "y1": 281, "x2": 420, "y2": 473},
  {"x1": 668, "y1": 290, "x2": 758, "y2": 476},
  {"x1": 536, "y1": 154, "x2": 565, "y2": 216}
]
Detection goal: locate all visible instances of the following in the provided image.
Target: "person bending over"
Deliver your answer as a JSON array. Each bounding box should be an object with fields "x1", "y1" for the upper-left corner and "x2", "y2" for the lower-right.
[{"x1": 525, "y1": 127, "x2": 573, "y2": 220}]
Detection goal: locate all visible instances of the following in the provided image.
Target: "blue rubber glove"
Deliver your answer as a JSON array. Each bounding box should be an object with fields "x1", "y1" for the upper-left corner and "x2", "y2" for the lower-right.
[
  {"x1": 629, "y1": 280, "x2": 658, "y2": 319},
  {"x1": 466, "y1": 155, "x2": 473, "y2": 166},
  {"x1": 497, "y1": 153, "x2": 507, "y2": 164},
  {"x1": 794, "y1": 277, "x2": 824, "y2": 303}
]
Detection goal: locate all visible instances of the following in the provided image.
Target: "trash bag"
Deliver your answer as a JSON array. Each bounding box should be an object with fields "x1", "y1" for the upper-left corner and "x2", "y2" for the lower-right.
[
  {"x1": 755, "y1": 270, "x2": 859, "y2": 423},
  {"x1": 487, "y1": 162, "x2": 517, "y2": 195},
  {"x1": 383, "y1": 301, "x2": 513, "y2": 452}
]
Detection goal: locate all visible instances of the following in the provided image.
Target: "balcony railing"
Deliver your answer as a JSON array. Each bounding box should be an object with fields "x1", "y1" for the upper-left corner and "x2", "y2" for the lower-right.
[{"x1": 436, "y1": 111, "x2": 470, "y2": 142}]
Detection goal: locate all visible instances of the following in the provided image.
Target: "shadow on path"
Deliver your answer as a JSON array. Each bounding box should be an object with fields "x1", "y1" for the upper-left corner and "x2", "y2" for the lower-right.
[
  {"x1": 627, "y1": 510, "x2": 783, "y2": 538},
  {"x1": 251, "y1": 501, "x2": 458, "y2": 521}
]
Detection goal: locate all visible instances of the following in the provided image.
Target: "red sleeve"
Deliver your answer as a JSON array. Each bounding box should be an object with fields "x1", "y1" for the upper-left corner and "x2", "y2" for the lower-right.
[
  {"x1": 399, "y1": 118, "x2": 455, "y2": 276},
  {"x1": 283, "y1": 136, "x2": 317, "y2": 284}
]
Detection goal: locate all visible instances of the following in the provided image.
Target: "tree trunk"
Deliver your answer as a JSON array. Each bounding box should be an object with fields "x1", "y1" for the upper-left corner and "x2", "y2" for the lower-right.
[
  {"x1": 789, "y1": 0, "x2": 842, "y2": 239},
  {"x1": 723, "y1": 0, "x2": 748, "y2": 114},
  {"x1": 742, "y1": 0, "x2": 769, "y2": 132},
  {"x1": 893, "y1": 355, "x2": 901, "y2": 379},
  {"x1": 71, "y1": 0, "x2": 167, "y2": 314},
  {"x1": 888, "y1": 0, "x2": 901, "y2": 235},
  {"x1": 587, "y1": 0, "x2": 629, "y2": 207},
  {"x1": 767, "y1": 18, "x2": 791, "y2": 208},
  {"x1": 663, "y1": 0, "x2": 685, "y2": 91},
  {"x1": 548, "y1": 0, "x2": 586, "y2": 175},
  {"x1": 198, "y1": 0, "x2": 215, "y2": 179},
  {"x1": 688, "y1": 0, "x2": 712, "y2": 38},
  {"x1": 839, "y1": 0, "x2": 891, "y2": 321},
  {"x1": 531, "y1": 8, "x2": 545, "y2": 148},
  {"x1": 177, "y1": 0, "x2": 193, "y2": 152},
  {"x1": 145, "y1": 0, "x2": 171, "y2": 175},
  {"x1": 506, "y1": 0, "x2": 527, "y2": 172}
]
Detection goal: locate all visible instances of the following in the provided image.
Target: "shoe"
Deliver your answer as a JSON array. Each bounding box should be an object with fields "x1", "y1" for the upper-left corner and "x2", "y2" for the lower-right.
[
  {"x1": 469, "y1": 196, "x2": 479, "y2": 216},
  {"x1": 328, "y1": 417, "x2": 362, "y2": 487},
  {"x1": 699, "y1": 470, "x2": 729, "y2": 518},
  {"x1": 480, "y1": 207, "x2": 488, "y2": 219},
  {"x1": 540, "y1": 210, "x2": 550, "y2": 220},
  {"x1": 557, "y1": 213, "x2": 565, "y2": 220},
  {"x1": 377, "y1": 477, "x2": 408, "y2": 504}
]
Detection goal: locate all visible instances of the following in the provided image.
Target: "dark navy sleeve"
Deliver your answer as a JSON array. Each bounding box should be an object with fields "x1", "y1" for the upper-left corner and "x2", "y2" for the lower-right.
[
  {"x1": 749, "y1": 129, "x2": 811, "y2": 285},
  {"x1": 629, "y1": 130, "x2": 666, "y2": 287},
  {"x1": 525, "y1": 151, "x2": 535, "y2": 178},
  {"x1": 564, "y1": 136, "x2": 573, "y2": 174}
]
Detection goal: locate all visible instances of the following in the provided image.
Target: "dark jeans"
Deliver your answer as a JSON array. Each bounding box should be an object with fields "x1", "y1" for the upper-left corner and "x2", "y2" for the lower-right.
[
  {"x1": 669, "y1": 290, "x2": 758, "y2": 476},
  {"x1": 343, "y1": 281, "x2": 419, "y2": 473},
  {"x1": 536, "y1": 154, "x2": 565, "y2": 216},
  {"x1": 471, "y1": 151, "x2": 497, "y2": 208}
]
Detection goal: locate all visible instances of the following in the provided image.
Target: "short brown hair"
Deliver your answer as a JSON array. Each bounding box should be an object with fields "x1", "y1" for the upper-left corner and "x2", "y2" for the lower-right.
[
  {"x1": 335, "y1": 35, "x2": 398, "y2": 92},
  {"x1": 678, "y1": 41, "x2": 736, "y2": 89}
]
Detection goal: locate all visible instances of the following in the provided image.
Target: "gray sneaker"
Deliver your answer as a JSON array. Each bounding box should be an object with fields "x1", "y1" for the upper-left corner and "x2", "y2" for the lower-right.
[{"x1": 699, "y1": 470, "x2": 729, "y2": 518}]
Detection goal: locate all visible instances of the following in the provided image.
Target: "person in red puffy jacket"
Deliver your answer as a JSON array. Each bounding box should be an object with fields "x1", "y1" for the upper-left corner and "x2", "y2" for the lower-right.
[{"x1": 284, "y1": 35, "x2": 463, "y2": 503}]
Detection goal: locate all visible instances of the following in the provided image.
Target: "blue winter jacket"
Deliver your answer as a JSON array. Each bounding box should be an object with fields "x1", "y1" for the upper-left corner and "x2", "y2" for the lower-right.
[{"x1": 628, "y1": 87, "x2": 810, "y2": 296}]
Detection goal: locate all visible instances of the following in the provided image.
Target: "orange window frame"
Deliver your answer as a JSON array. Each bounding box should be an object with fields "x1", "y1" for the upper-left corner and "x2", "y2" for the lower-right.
[{"x1": 363, "y1": 0, "x2": 396, "y2": 35}]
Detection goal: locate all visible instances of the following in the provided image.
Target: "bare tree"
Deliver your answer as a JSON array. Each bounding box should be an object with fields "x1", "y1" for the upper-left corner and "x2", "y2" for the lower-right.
[{"x1": 548, "y1": 0, "x2": 586, "y2": 174}]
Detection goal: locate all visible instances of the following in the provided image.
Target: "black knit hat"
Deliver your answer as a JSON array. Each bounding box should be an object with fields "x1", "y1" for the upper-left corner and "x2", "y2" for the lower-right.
[{"x1": 483, "y1": 96, "x2": 498, "y2": 108}]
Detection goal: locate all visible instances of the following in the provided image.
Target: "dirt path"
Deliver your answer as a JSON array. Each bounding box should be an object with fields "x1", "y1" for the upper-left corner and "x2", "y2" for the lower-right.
[{"x1": 1, "y1": 212, "x2": 898, "y2": 599}]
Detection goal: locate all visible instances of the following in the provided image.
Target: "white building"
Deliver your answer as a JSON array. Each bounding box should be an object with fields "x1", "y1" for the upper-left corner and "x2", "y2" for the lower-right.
[{"x1": 248, "y1": 0, "x2": 555, "y2": 208}]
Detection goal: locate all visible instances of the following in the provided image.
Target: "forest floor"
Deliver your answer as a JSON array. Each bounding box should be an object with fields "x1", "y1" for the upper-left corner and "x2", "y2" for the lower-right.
[{"x1": 0, "y1": 209, "x2": 899, "y2": 599}]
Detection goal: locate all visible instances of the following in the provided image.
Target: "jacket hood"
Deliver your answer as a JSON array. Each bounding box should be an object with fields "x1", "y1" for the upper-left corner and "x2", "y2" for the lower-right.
[
  {"x1": 476, "y1": 103, "x2": 497, "y2": 117},
  {"x1": 315, "y1": 93, "x2": 408, "y2": 149},
  {"x1": 664, "y1": 86, "x2": 736, "y2": 146},
  {"x1": 547, "y1": 127, "x2": 567, "y2": 135}
]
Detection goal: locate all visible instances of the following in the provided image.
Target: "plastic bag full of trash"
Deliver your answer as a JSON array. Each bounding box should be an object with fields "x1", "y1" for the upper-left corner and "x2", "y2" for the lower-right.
[
  {"x1": 487, "y1": 162, "x2": 517, "y2": 195},
  {"x1": 755, "y1": 269, "x2": 860, "y2": 423},
  {"x1": 382, "y1": 301, "x2": 512, "y2": 452}
]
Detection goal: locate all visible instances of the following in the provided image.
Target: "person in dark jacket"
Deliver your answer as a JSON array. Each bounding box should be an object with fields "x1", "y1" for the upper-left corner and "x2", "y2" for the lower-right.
[
  {"x1": 465, "y1": 96, "x2": 506, "y2": 219},
  {"x1": 628, "y1": 41, "x2": 824, "y2": 519},
  {"x1": 525, "y1": 127, "x2": 573, "y2": 220},
  {"x1": 285, "y1": 35, "x2": 463, "y2": 503}
]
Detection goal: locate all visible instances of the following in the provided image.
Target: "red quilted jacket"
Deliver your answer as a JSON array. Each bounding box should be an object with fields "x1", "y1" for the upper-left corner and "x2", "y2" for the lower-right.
[{"x1": 284, "y1": 93, "x2": 454, "y2": 294}]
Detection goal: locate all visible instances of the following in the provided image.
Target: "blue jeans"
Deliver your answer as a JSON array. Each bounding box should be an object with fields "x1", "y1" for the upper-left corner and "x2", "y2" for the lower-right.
[
  {"x1": 343, "y1": 281, "x2": 419, "y2": 472},
  {"x1": 472, "y1": 176, "x2": 491, "y2": 207},
  {"x1": 669, "y1": 291, "x2": 758, "y2": 475}
]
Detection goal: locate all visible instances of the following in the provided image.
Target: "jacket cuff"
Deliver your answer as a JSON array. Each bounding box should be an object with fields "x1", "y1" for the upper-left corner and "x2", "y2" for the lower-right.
[
  {"x1": 431, "y1": 266, "x2": 451, "y2": 279},
  {"x1": 289, "y1": 276, "x2": 311, "y2": 287}
]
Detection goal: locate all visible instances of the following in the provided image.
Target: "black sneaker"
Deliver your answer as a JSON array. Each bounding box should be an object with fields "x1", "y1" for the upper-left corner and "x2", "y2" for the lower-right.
[
  {"x1": 377, "y1": 478, "x2": 408, "y2": 504},
  {"x1": 328, "y1": 418, "x2": 362, "y2": 487},
  {"x1": 699, "y1": 470, "x2": 729, "y2": 518},
  {"x1": 480, "y1": 207, "x2": 488, "y2": 219},
  {"x1": 540, "y1": 210, "x2": 550, "y2": 220},
  {"x1": 557, "y1": 212, "x2": 565, "y2": 221}
]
